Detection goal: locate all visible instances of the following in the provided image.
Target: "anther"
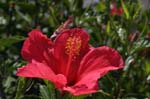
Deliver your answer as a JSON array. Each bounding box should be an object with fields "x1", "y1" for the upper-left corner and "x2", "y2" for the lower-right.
[{"x1": 65, "y1": 36, "x2": 82, "y2": 57}]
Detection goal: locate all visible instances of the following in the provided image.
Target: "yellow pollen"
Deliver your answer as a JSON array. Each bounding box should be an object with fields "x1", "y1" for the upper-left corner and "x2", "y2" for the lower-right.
[{"x1": 65, "y1": 36, "x2": 82, "y2": 56}]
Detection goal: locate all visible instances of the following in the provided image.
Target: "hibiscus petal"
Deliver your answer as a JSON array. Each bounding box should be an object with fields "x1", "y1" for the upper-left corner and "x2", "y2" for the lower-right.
[
  {"x1": 17, "y1": 60, "x2": 67, "y2": 89},
  {"x1": 63, "y1": 82, "x2": 98, "y2": 96},
  {"x1": 69, "y1": 46, "x2": 124, "y2": 95},
  {"x1": 21, "y1": 29, "x2": 52, "y2": 63},
  {"x1": 53, "y1": 28, "x2": 90, "y2": 83},
  {"x1": 78, "y1": 46, "x2": 124, "y2": 75}
]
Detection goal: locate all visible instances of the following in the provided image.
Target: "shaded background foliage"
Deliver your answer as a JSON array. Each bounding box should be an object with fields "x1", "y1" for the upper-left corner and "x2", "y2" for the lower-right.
[{"x1": 0, "y1": 0, "x2": 150, "y2": 99}]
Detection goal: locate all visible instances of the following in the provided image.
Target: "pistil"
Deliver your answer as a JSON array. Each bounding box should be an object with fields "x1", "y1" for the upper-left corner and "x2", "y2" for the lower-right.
[{"x1": 65, "y1": 35, "x2": 82, "y2": 77}]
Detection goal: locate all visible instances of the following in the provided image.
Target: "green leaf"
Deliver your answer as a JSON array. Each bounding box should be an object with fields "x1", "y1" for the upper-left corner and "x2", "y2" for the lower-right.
[
  {"x1": 123, "y1": 97, "x2": 137, "y2": 99},
  {"x1": 124, "y1": 56, "x2": 134, "y2": 71},
  {"x1": 106, "y1": 21, "x2": 110, "y2": 35},
  {"x1": 121, "y1": 0, "x2": 130, "y2": 20},
  {"x1": 131, "y1": 38, "x2": 150, "y2": 54},
  {"x1": 95, "y1": 2, "x2": 106, "y2": 12},
  {"x1": 40, "y1": 80, "x2": 56, "y2": 99},
  {"x1": 63, "y1": 94, "x2": 87, "y2": 99},
  {"x1": 14, "y1": 77, "x2": 26, "y2": 99},
  {"x1": 133, "y1": 3, "x2": 142, "y2": 20},
  {"x1": 40, "y1": 85, "x2": 51, "y2": 99},
  {"x1": 0, "y1": 36, "x2": 25, "y2": 47},
  {"x1": 145, "y1": 61, "x2": 150, "y2": 74},
  {"x1": 3, "y1": 76, "x2": 15, "y2": 89},
  {"x1": 71, "y1": 95, "x2": 87, "y2": 99}
]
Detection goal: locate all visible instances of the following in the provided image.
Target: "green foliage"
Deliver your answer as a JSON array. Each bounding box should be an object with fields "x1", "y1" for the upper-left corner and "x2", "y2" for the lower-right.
[
  {"x1": 40, "y1": 80, "x2": 56, "y2": 99},
  {"x1": 0, "y1": 0, "x2": 150, "y2": 99}
]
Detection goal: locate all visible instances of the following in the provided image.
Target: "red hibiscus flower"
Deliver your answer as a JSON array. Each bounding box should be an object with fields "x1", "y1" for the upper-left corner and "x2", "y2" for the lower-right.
[
  {"x1": 110, "y1": 3, "x2": 123, "y2": 16},
  {"x1": 17, "y1": 28, "x2": 124, "y2": 96}
]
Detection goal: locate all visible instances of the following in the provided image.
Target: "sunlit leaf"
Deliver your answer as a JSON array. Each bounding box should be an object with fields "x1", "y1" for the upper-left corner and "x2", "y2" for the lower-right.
[
  {"x1": 121, "y1": 0, "x2": 130, "y2": 20},
  {"x1": 95, "y1": 2, "x2": 106, "y2": 12}
]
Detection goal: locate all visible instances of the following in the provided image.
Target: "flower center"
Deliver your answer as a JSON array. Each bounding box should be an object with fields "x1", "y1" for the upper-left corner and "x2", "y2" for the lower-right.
[{"x1": 65, "y1": 36, "x2": 82, "y2": 57}]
